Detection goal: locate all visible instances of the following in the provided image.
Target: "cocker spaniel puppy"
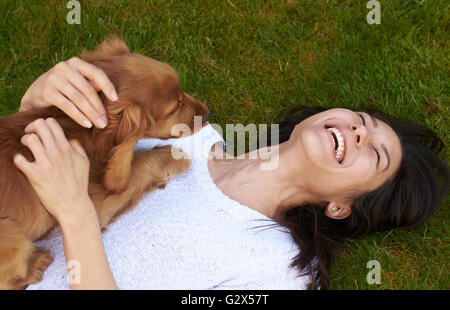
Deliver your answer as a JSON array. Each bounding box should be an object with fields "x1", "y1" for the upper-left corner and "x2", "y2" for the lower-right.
[{"x1": 0, "y1": 37, "x2": 209, "y2": 289}]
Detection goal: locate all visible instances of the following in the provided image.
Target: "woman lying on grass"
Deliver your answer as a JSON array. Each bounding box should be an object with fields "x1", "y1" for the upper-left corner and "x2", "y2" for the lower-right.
[{"x1": 15, "y1": 58, "x2": 448, "y2": 290}]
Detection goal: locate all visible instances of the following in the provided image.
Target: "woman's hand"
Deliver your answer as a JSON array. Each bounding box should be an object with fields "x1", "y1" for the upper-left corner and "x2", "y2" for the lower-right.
[
  {"x1": 20, "y1": 57, "x2": 118, "y2": 129},
  {"x1": 13, "y1": 117, "x2": 94, "y2": 225},
  {"x1": 13, "y1": 118, "x2": 118, "y2": 289}
]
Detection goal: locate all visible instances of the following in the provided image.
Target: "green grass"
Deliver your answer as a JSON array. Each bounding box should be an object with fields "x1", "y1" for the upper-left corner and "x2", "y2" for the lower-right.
[{"x1": 0, "y1": 0, "x2": 448, "y2": 289}]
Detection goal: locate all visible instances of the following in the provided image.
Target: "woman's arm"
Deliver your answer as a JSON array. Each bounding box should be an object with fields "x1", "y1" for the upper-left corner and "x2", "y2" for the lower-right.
[
  {"x1": 13, "y1": 117, "x2": 117, "y2": 289},
  {"x1": 59, "y1": 197, "x2": 118, "y2": 290},
  {"x1": 20, "y1": 57, "x2": 118, "y2": 129}
]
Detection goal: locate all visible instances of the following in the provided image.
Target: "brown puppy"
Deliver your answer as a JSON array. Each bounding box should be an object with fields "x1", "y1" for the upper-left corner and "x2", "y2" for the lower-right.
[{"x1": 0, "y1": 37, "x2": 209, "y2": 289}]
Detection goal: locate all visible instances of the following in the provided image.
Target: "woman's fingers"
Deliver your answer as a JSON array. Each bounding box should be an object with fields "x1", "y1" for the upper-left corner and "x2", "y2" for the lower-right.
[
  {"x1": 13, "y1": 153, "x2": 36, "y2": 178},
  {"x1": 67, "y1": 57, "x2": 118, "y2": 102},
  {"x1": 64, "y1": 65, "x2": 108, "y2": 128},
  {"x1": 18, "y1": 133, "x2": 48, "y2": 165},
  {"x1": 24, "y1": 119, "x2": 57, "y2": 151},
  {"x1": 87, "y1": 79, "x2": 101, "y2": 91},
  {"x1": 50, "y1": 74, "x2": 101, "y2": 128},
  {"x1": 25, "y1": 118, "x2": 77, "y2": 159},
  {"x1": 20, "y1": 57, "x2": 116, "y2": 129},
  {"x1": 70, "y1": 139, "x2": 88, "y2": 159},
  {"x1": 44, "y1": 118, "x2": 73, "y2": 153},
  {"x1": 23, "y1": 118, "x2": 65, "y2": 164},
  {"x1": 50, "y1": 91, "x2": 94, "y2": 128}
]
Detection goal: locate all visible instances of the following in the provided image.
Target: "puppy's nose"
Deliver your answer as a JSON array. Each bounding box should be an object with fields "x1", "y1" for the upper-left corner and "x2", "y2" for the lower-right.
[{"x1": 202, "y1": 108, "x2": 211, "y2": 124}]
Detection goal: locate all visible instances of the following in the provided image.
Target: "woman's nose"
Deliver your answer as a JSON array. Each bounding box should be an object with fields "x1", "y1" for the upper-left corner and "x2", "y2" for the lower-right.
[{"x1": 351, "y1": 123, "x2": 368, "y2": 147}]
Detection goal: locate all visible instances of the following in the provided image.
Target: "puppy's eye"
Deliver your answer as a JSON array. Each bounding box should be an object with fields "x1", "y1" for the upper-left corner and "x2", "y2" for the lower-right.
[{"x1": 167, "y1": 103, "x2": 179, "y2": 116}]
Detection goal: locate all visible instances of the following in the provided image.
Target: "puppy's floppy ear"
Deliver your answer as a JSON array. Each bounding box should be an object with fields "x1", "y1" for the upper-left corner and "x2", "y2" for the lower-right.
[
  {"x1": 81, "y1": 36, "x2": 130, "y2": 60},
  {"x1": 94, "y1": 36, "x2": 130, "y2": 56},
  {"x1": 103, "y1": 101, "x2": 151, "y2": 193}
]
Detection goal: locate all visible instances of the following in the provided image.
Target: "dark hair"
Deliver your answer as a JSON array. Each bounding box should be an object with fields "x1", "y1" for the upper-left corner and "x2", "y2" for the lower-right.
[{"x1": 266, "y1": 105, "x2": 449, "y2": 290}]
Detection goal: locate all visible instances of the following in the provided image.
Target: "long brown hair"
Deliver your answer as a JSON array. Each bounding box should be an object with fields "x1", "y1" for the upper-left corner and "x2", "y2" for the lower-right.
[{"x1": 265, "y1": 105, "x2": 449, "y2": 289}]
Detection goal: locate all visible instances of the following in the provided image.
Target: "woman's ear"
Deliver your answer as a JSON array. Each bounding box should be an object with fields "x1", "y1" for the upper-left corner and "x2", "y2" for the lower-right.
[
  {"x1": 325, "y1": 201, "x2": 352, "y2": 220},
  {"x1": 103, "y1": 103, "x2": 146, "y2": 194}
]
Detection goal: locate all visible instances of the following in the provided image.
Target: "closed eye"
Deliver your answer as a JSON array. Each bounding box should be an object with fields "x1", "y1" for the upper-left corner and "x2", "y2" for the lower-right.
[
  {"x1": 358, "y1": 113, "x2": 384, "y2": 171},
  {"x1": 373, "y1": 146, "x2": 380, "y2": 166},
  {"x1": 359, "y1": 113, "x2": 381, "y2": 168},
  {"x1": 167, "y1": 102, "x2": 179, "y2": 116},
  {"x1": 358, "y1": 113, "x2": 365, "y2": 126}
]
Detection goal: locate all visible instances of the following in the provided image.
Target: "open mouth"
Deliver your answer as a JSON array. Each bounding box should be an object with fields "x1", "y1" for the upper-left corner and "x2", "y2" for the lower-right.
[{"x1": 325, "y1": 125, "x2": 345, "y2": 164}]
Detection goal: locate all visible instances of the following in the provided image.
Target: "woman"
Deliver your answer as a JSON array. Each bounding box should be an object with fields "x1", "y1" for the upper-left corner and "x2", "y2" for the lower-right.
[{"x1": 14, "y1": 58, "x2": 448, "y2": 290}]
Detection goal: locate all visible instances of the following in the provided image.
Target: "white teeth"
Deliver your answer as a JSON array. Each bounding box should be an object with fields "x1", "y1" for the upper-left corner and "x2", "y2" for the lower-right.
[{"x1": 327, "y1": 127, "x2": 345, "y2": 162}]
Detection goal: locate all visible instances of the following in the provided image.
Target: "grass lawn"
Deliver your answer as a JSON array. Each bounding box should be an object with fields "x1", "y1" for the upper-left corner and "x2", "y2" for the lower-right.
[{"x1": 0, "y1": 0, "x2": 448, "y2": 289}]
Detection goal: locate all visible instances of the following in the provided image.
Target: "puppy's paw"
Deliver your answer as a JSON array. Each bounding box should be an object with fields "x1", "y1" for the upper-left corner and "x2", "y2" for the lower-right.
[
  {"x1": 169, "y1": 146, "x2": 191, "y2": 175},
  {"x1": 131, "y1": 146, "x2": 191, "y2": 190},
  {"x1": 103, "y1": 175, "x2": 129, "y2": 194},
  {"x1": 103, "y1": 165, "x2": 131, "y2": 194},
  {"x1": 134, "y1": 145, "x2": 191, "y2": 174},
  {"x1": 11, "y1": 247, "x2": 53, "y2": 290}
]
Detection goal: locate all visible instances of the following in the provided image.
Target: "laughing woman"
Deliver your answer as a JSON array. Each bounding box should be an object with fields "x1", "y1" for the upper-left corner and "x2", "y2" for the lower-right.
[{"x1": 15, "y1": 58, "x2": 448, "y2": 290}]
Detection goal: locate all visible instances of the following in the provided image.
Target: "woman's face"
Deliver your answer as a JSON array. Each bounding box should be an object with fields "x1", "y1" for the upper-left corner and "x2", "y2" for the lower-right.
[{"x1": 286, "y1": 108, "x2": 402, "y2": 203}]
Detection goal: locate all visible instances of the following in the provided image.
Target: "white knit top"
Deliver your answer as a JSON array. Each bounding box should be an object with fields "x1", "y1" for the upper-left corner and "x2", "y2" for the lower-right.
[{"x1": 27, "y1": 124, "x2": 311, "y2": 290}]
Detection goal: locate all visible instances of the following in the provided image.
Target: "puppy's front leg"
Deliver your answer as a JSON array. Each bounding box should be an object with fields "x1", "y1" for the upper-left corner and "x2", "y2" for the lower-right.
[{"x1": 90, "y1": 145, "x2": 191, "y2": 229}]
